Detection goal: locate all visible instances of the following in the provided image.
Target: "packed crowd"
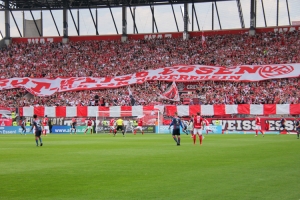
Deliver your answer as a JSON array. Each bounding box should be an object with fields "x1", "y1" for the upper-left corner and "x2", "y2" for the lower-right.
[
  {"x1": 1, "y1": 30, "x2": 300, "y2": 79},
  {"x1": 0, "y1": 30, "x2": 299, "y2": 107},
  {"x1": 0, "y1": 78, "x2": 298, "y2": 108}
]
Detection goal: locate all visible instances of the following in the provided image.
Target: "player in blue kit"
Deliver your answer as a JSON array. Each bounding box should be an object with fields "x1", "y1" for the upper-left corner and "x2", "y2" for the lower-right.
[
  {"x1": 169, "y1": 112, "x2": 184, "y2": 146},
  {"x1": 31, "y1": 114, "x2": 44, "y2": 146}
]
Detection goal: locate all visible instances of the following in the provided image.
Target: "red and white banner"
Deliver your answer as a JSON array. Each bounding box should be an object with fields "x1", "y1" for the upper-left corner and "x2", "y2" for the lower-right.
[
  {"x1": 0, "y1": 118, "x2": 12, "y2": 126},
  {"x1": 165, "y1": 104, "x2": 300, "y2": 116},
  {"x1": 1, "y1": 64, "x2": 299, "y2": 96},
  {"x1": 212, "y1": 118, "x2": 297, "y2": 132},
  {"x1": 159, "y1": 82, "x2": 180, "y2": 101},
  {"x1": 18, "y1": 104, "x2": 300, "y2": 117}
]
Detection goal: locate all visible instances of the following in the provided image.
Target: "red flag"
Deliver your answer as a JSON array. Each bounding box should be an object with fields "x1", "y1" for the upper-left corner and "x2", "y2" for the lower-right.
[{"x1": 159, "y1": 82, "x2": 180, "y2": 101}]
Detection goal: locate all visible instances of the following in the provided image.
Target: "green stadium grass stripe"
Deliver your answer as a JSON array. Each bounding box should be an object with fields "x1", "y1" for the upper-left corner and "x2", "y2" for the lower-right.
[{"x1": 0, "y1": 134, "x2": 299, "y2": 200}]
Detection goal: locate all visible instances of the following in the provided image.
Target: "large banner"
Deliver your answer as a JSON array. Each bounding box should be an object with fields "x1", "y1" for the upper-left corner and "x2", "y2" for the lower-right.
[
  {"x1": 1, "y1": 64, "x2": 299, "y2": 96},
  {"x1": 211, "y1": 118, "x2": 298, "y2": 133},
  {"x1": 51, "y1": 125, "x2": 156, "y2": 134},
  {"x1": 157, "y1": 125, "x2": 222, "y2": 134},
  {"x1": 0, "y1": 126, "x2": 32, "y2": 134},
  {"x1": 18, "y1": 104, "x2": 300, "y2": 117}
]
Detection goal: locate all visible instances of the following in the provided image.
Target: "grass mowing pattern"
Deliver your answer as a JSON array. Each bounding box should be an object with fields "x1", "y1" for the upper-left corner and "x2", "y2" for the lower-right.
[{"x1": 0, "y1": 134, "x2": 299, "y2": 200}]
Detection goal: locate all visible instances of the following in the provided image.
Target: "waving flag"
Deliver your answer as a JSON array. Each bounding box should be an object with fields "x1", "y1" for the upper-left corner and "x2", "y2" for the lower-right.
[{"x1": 159, "y1": 81, "x2": 180, "y2": 101}]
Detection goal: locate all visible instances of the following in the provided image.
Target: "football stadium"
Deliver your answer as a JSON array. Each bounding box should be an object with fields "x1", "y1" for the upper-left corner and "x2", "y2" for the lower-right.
[{"x1": 0, "y1": 0, "x2": 299, "y2": 199}]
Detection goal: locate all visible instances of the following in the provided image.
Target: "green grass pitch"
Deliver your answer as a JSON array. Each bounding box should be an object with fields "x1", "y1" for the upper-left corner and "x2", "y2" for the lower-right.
[{"x1": 0, "y1": 133, "x2": 299, "y2": 200}]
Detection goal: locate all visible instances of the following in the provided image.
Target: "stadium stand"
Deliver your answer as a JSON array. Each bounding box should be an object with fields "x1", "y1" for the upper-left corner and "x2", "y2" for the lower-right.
[{"x1": 0, "y1": 30, "x2": 299, "y2": 107}]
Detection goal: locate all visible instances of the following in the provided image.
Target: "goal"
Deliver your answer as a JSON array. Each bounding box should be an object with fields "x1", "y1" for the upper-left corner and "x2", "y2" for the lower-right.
[{"x1": 95, "y1": 109, "x2": 162, "y2": 134}]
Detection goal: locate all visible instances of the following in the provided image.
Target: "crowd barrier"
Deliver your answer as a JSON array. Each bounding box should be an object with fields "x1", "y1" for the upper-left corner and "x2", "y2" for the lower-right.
[{"x1": 18, "y1": 104, "x2": 300, "y2": 118}]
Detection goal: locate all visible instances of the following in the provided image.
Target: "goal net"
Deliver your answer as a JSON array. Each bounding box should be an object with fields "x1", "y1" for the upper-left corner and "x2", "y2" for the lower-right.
[{"x1": 95, "y1": 109, "x2": 163, "y2": 134}]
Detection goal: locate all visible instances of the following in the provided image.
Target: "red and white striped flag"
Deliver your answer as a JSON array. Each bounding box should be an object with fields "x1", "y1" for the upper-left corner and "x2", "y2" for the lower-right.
[{"x1": 159, "y1": 81, "x2": 180, "y2": 101}]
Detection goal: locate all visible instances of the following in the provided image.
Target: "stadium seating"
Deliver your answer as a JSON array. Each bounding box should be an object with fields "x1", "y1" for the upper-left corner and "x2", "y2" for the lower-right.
[{"x1": 0, "y1": 30, "x2": 299, "y2": 107}]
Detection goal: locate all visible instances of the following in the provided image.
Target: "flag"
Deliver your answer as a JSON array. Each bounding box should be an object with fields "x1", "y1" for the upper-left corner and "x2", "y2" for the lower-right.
[
  {"x1": 159, "y1": 81, "x2": 180, "y2": 101},
  {"x1": 202, "y1": 31, "x2": 206, "y2": 47}
]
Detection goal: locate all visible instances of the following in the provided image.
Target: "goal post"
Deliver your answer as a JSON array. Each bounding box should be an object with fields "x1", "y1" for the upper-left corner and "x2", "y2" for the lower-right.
[{"x1": 95, "y1": 109, "x2": 163, "y2": 134}]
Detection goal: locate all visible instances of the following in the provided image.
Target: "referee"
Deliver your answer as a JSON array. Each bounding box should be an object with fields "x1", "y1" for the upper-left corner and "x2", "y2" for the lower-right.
[{"x1": 115, "y1": 118, "x2": 125, "y2": 137}]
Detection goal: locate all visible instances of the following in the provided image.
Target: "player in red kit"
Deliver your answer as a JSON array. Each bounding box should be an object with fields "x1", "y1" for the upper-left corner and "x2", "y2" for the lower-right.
[
  {"x1": 84, "y1": 118, "x2": 93, "y2": 135},
  {"x1": 193, "y1": 112, "x2": 204, "y2": 145},
  {"x1": 134, "y1": 118, "x2": 144, "y2": 135},
  {"x1": 265, "y1": 120, "x2": 270, "y2": 132},
  {"x1": 109, "y1": 118, "x2": 116, "y2": 134},
  {"x1": 255, "y1": 115, "x2": 264, "y2": 137},
  {"x1": 43, "y1": 115, "x2": 49, "y2": 136}
]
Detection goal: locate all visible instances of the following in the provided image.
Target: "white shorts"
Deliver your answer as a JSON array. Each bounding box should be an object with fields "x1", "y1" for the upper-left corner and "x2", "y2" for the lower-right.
[
  {"x1": 110, "y1": 126, "x2": 115, "y2": 130},
  {"x1": 255, "y1": 125, "x2": 261, "y2": 130},
  {"x1": 193, "y1": 127, "x2": 203, "y2": 135},
  {"x1": 86, "y1": 126, "x2": 93, "y2": 130},
  {"x1": 205, "y1": 126, "x2": 212, "y2": 131},
  {"x1": 44, "y1": 126, "x2": 49, "y2": 133},
  {"x1": 135, "y1": 126, "x2": 143, "y2": 131},
  {"x1": 187, "y1": 125, "x2": 193, "y2": 131}
]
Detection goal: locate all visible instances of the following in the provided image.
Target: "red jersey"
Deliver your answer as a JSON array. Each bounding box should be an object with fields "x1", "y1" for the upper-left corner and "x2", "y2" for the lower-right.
[
  {"x1": 110, "y1": 119, "x2": 115, "y2": 126},
  {"x1": 87, "y1": 120, "x2": 92, "y2": 126},
  {"x1": 43, "y1": 117, "x2": 48, "y2": 126},
  {"x1": 193, "y1": 115, "x2": 203, "y2": 128},
  {"x1": 72, "y1": 118, "x2": 76, "y2": 123},
  {"x1": 138, "y1": 120, "x2": 143, "y2": 126},
  {"x1": 255, "y1": 117, "x2": 261, "y2": 125},
  {"x1": 265, "y1": 122, "x2": 270, "y2": 131},
  {"x1": 203, "y1": 119, "x2": 209, "y2": 126}
]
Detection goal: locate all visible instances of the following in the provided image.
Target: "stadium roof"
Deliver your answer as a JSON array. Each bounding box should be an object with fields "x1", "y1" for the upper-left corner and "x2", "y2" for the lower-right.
[{"x1": 0, "y1": 0, "x2": 234, "y2": 10}]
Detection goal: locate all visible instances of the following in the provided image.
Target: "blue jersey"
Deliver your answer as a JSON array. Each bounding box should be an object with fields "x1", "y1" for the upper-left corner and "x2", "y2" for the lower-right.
[
  {"x1": 33, "y1": 119, "x2": 42, "y2": 131},
  {"x1": 296, "y1": 121, "x2": 300, "y2": 131},
  {"x1": 169, "y1": 117, "x2": 183, "y2": 130}
]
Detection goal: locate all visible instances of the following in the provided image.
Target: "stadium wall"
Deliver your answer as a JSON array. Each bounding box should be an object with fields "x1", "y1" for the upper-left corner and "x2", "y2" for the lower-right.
[
  {"x1": 11, "y1": 25, "x2": 300, "y2": 43},
  {"x1": 18, "y1": 104, "x2": 300, "y2": 117}
]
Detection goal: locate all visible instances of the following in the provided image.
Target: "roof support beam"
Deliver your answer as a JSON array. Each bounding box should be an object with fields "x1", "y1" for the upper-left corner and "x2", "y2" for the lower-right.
[
  {"x1": 63, "y1": 2, "x2": 68, "y2": 38},
  {"x1": 107, "y1": 0, "x2": 118, "y2": 34},
  {"x1": 29, "y1": 10, "x2": 42, "y2": 36},
  {"x1": 150, "y1": 5, "x2": 158, "y2": 33},
  {"x1": 192, "y1": 3, "x2": 200, "y2": 31},
  {"x1": 10, "y1": 10, "x2": 22, "y2": 37},
  {"x1": 129, "y1": 5, "x2": 138, "y2": 34},
  {"x1": 170, "y1": 1, "x2": 179, "y2": 32},
  {"x1": 4, "y1": 0, "x2": 10, "y2": 39},
  {"x1": 88, "y1": 7, "x2": 99, "y2": 35},
  {"x1": 214, "y1": 1, "x2": 222, "y2": 30},
  {"x1": 236, "y1": 0, "x2": 245, "y2": 28},
  {"x1": 69, "y1": 9, "x2": 79, "y2": 36},
  {"x1": 122, "y1": 6, "x2": 127, "y2": 36},
  {"x1": 260, "y1": 0, "x2": 267, "y2": 27},
  {"x1": 286, "y1": 0, "x2": 291, "y2": 25},
  {"x1": 47, "y1": 0, "x2": 61, "y2": 36}
]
